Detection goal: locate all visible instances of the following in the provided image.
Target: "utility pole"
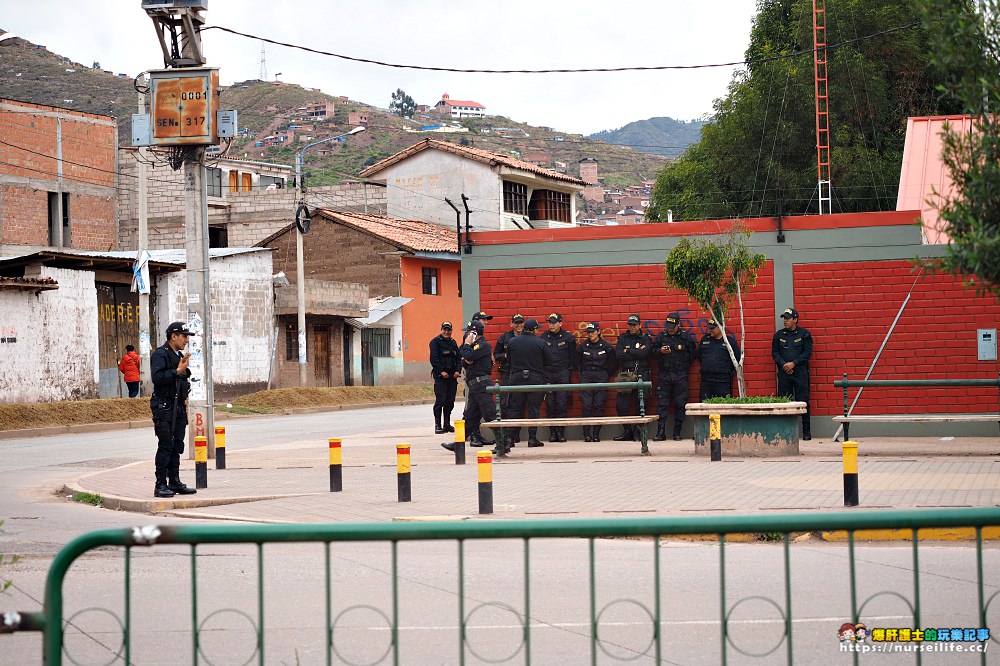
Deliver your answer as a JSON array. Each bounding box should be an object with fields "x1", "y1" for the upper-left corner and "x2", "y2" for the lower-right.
[
  {"x1": 137, "y1": 75, "x2": 152, "y2": 396},
  {"x1": 141, "y1": 1, "x2": 216, "y2": 456}
]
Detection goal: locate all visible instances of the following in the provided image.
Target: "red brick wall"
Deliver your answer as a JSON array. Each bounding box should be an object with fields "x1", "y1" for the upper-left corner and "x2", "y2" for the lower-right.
[
  {"x1": 795, "y1": 261, "x2": 1000, "y2": 415},
  {"x1": 0, "y1": 100, "x2": 117, "y2": 249},
  {"x1": 478, "y1": 259, "x2": 1000, "y2": 417},
  {"x1": 478, "y1": 261, "x2": 776, "y2": 415}
]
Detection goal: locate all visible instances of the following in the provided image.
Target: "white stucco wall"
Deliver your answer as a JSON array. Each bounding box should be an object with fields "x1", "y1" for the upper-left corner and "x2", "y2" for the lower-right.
[
  {"x1": 379, "y1": 151, "x2": 504, "y2": 230},
  {"x1": 154, "y1": 252, "x2": 274, "y2": 392},
  {"x1": 0, "y1": 267, "x2": 98, "y2": 403}
]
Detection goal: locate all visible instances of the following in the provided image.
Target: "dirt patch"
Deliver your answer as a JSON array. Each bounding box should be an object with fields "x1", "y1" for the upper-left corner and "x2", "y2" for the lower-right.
[
  {"x1": 0, "y1": 386, "x2": 435, "y2": 432},
  {"x1": 230, "y1": 385, "x2": 434, "y2": 411},
  {"x1": 0, "y1": 398, "x2": 150, "y2": 432}
]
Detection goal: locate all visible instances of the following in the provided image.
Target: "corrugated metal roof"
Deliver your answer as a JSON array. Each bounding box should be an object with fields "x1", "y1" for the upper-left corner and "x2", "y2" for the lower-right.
[{"x1": 347, "y1": 296, "x2": 412, "y2": 328}]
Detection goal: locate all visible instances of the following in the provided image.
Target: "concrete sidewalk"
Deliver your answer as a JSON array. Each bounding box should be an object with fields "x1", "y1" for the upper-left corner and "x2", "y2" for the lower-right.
[{"x1": 64, "y1": 431, "x2": 1000, "y2": 523}]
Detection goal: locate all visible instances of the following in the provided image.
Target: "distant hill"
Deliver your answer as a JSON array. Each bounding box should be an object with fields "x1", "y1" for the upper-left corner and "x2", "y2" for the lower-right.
[
  {"x1": 0, "y1": 28, "x2": 668, "y2": 187},
  {"x1": 588, "y1": 117, "x2": 706, "y2": 158}
]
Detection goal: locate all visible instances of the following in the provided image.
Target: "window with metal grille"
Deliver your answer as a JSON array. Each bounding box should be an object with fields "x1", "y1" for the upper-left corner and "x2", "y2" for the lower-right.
[
  {"x1": 362, "y1": 327, "x2": 391, "y2": 357},
  {"x1": 422, "y1": 267, "x2": 439, "y2": 295},
  {"x1": 206, "y1": 168, "x2": 223, "y2": 197},
  {"x1": 529, "y1": 189, "x2": 571, "y2": 223},
  {"x1": 502, "y1": 181, "x2": 527, "y2": 215}
]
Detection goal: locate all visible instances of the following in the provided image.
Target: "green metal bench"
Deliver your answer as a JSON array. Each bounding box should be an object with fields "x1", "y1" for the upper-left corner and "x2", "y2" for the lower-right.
[
  {"x1": 832, "y1": 374, "x2": 1000, "y2": 440},
  {"x1": 483, "y1": 379, "x2": 657, "y2": 454}
]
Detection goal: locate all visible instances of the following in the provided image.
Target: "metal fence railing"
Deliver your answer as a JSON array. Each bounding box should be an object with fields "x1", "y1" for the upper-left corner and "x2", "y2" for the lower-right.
[{"x1": 3, "y1": 507, "x2": 999, "y2": 664}]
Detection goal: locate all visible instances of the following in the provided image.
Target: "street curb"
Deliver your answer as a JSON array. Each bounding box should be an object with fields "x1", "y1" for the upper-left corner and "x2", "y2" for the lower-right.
[
  {"x1": 821, "y1": 527, "x2": 1000, "y2": 542},
  {"x1": 0, "y1": 398, "x2": 436, "y2": 441}
]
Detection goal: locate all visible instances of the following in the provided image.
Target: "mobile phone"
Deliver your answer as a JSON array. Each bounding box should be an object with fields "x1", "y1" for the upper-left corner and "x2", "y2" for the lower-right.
[{"x1": 468, "y1": 331, "x2": 478, "y2": 342}]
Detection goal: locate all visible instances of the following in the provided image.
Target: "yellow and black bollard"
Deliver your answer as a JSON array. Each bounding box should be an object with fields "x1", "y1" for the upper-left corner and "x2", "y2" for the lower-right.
[
  {"x1": 195, "y1": 435, "x2": 208, "y2": 489},
  {"x1": 329, "y1": 438, "x2": 343, "y2": 492},
  {"x1": 478, "y1": 450, "x2": 493, "y2": 514},
  {"x1": 843, "y1": 441, "x2": 859, "y2": 506},
  {"x1": 214, "y1": 425, "x2": 226, "y2": 470},
  {"x1": 397, "y1": 443, "x2": 411, "y2": 502},
  {"x1": 709, "y1": 413, "x2": 722, "y2": 462},
  {"x1": 453, "y1": 420, "x2": 466, "y2": 465}
]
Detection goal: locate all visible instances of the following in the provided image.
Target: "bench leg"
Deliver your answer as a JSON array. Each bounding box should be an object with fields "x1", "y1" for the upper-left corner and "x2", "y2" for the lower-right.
[{"x1": 640, "y1": 425, "x2": 649, "y2": 455}]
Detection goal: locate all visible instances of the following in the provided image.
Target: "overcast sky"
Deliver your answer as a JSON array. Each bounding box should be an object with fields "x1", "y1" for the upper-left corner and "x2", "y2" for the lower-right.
[{"x1": 1, "y1": 1, "x2": 757, "y2": 135}]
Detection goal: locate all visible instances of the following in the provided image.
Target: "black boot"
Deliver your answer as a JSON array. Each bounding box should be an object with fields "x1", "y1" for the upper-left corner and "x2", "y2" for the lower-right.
[
  {"x1": 592, "y1": 426, "x2": 602, "y2": 442},
  {"x1": 583, "y1": 426, "x2": 593, "y2": 442},
  {"x1": 441, "y1": 442, "x2": 457, "y2": 452},
  {"x1": 154, "y1": 480, "x2": 175, "y2": 498},
  {"x1": 613, "y1": 426, "x2": 633, "y2": 441},
  {"x1": 556, "y1": 427, "x2": 567, "y2": 442},
  {"x1": 168, "y1": 470, "x2": 197, "y2": 495},
  {"x1": 653, "y1": 420, "x2": 667, "y2": 441},
  {"x1": 673, "y1": 421, "x2": 683, "y2": 441},
  {"x1": 444, "y1": 410, "x2": 455, "y2": 433},
  {"x1": 434, "y1": 406, "x2": 445, "y2": 434},
  {"x1": 469, "y1": 432, "x2": 493, "y2": 447},
  {"x1": 527, "y1": 427, "x2": 543, "y2": 447}
]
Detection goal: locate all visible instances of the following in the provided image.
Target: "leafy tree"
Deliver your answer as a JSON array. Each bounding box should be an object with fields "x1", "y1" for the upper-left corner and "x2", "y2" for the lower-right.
[
  {"x1": 663, "y1": 224, "x2": 766, "y2": 397},
  {"x1": 917, "y1": 0, "x2": 1000, "y2": 296},
  {"x1": 389, "y1": 88, "x2": 416, "y2": 118},
  {"x1": 648, "y1": 0, "x2": 965, "y2": 221}
]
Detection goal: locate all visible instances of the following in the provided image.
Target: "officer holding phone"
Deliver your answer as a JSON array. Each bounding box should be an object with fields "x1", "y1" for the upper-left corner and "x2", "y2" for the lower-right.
[{"x1": 149, "y1": 321, "x2": 198, "y2": 498}]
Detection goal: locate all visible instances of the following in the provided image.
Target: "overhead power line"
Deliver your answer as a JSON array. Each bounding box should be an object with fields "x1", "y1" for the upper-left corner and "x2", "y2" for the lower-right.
[{"x1": 203, "y1": 22, "x2": 920, "y2": 74}]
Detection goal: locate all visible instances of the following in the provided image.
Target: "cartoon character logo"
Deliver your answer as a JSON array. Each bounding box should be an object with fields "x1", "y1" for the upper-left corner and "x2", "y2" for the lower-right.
[
  {"x1": 854, "y1": 623, "x2": 868, "y2": 642},
  {"x1": 839, "y1": 623, "x2": 856, "y2": 643}
]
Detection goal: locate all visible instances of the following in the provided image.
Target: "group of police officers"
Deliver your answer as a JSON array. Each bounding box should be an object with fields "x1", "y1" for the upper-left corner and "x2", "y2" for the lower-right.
[{"x1": 430, "y1": 307, "x2": 812, "y2": 457}]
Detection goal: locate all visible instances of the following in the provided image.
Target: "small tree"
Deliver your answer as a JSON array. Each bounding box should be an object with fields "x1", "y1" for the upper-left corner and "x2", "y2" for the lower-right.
[
  {"x1": 917, "y1": 0, "x2": 1000, "y2": 296},
  {"x1": 389, "y1": 88, "x2": 416, "y2": 118},
  {"x1": 663, "y1": 223, "x2": 765, "y2": 397}
]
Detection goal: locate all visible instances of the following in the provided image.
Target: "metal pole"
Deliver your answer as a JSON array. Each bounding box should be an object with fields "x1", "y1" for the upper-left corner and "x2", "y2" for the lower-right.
[
  {"x1": 295, "y1": 153, "x2": 308, "y2": 387},
  {"x1": 137, "y1": 77, "x2": 153, "y2": 396}
]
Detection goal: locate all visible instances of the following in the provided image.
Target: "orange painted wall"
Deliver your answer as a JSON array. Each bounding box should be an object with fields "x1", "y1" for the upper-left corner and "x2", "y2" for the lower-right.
[{"x1": 400, "y1": 256, "x2": 462, "y2": 366}]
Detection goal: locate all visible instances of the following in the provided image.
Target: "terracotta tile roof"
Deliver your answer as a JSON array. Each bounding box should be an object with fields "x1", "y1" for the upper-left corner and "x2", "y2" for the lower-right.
[
  {"x1": 437, "y1": 99, "x2": 485, "y2": 108},
  {"x1": 256, "y1": 210, "x2": 459, "y2": 254},
  {"x1": 359, "y1": 138, "x2": 586, "y2": 186}
]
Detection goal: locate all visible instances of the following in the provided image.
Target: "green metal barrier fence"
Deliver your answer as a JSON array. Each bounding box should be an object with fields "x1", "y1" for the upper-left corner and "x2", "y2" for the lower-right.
[{"x1": 3, "y1": 507, "x2": 999, "y2": 664}]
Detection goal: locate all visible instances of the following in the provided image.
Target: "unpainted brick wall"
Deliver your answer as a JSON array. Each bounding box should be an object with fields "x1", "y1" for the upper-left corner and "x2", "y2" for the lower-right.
[{"x1": 795, "y1": 260, "x2": 1000, "y2": 415}]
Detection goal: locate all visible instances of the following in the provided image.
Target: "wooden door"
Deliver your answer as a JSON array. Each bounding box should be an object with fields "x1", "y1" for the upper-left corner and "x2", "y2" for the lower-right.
[
  {"x1": 343, "y1": 326, "x2": 353, "y2": 386},
  {"x1": 313, "y1": 325, "x2": 331, "y2": 386},
  {"x1": 241, "y1": 172, "x2": 252, "y2": 192},
  {"x1": 229, "y1": 170, "x2": 238, "y2": 193}
]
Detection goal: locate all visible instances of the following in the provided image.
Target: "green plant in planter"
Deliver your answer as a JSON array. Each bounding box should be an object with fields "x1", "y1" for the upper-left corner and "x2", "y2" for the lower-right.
[
  {"x1": 664, "y1": 223, "x2": 765, "y2": 397},
  {"x1": 703, "y1": 395, "x2": 791, "y2": 404}
]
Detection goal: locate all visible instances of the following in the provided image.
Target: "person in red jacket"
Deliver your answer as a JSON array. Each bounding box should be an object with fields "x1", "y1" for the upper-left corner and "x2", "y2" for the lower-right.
[{"x1": 118, "y1": 344, "x2": 141, "y2": 397}]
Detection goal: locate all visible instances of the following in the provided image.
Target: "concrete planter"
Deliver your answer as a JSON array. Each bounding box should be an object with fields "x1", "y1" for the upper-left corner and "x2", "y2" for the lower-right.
[{"x1": 687, "y1": 402, "x2": 807, "y2": 457}]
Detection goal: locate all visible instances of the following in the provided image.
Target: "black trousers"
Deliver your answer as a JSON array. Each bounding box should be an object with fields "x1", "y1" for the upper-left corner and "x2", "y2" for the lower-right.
[
  {"x1": 152, "y1": 405, "x2": 187, "y2": 482},
  {"x1": 615, "y1": 369, "x2": 649, "y2": 416},
  {"x1": 463, "y1": 378, "x2": 495, "y2": 438},
  {"x1": 433, "y1": 375, "x2": 458, "y2": 418},
  {"x1": 508, "y1": 370, "x2": 545, "y2": 429},
  {"x1": 778, "y1": 368, "x2": 811, "y2": 436},
  {"x1": 580, "y1": 369, "x2": 610, "y2": 417},
  {"x1": 700, "y1": 377, "x2": 733, "y2": 401},
  {"x1": 656, "y1": 376, "x2": 689, "y2": 424},
  {"x1": 544, "y1": 368, "x2": 571, "y2": 418}
]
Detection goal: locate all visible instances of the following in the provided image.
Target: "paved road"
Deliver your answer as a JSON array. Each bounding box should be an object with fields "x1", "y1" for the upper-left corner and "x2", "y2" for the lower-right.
[{"x1": 2, "y1": 404, "x2": 999, "y2": 665}]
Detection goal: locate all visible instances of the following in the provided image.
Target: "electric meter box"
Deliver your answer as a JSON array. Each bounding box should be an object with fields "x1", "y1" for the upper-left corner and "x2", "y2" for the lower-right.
[
  {"x1": 145, "y1": 67, "x2": 220, "y2": 146},
  {"x1": 217, "y1": 110, "x2": 237, "y2": 138},
  {"x1": 978, "y1": 329, "x2": 997, "y2": 361}
]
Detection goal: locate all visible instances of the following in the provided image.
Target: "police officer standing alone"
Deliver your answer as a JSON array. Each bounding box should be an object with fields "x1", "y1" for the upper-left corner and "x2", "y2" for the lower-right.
[
  {"x1": 443, "y1": 320, "x2": 495, "y2": 452},
  {"x1": 429, "y1": 321, "x2": 460, "y2": 434},
  {"x1": 614, "y1": 314, "x2": 653, "y2": 441},
  {"x1": 540, "y1": 312, "x2": 576, "y2": 442},
  {"x1": 501, "y1": 318, "x2": 554, "y2": 454},
  {"x1": 699, "y1": 319, "x2": 741, "y2": 400},
  {"x1": 149, "y1": 321, "x2": 198, "y2": 498},
  {"x1": 577, "y1": 322, "x2": 616, "y2": 442},
  {"x1": 652, "y1": 312, "x2": 698, "y2": 441},
  {"x1": 772, "y1": 307, "x2": 813, "y2": 440}
]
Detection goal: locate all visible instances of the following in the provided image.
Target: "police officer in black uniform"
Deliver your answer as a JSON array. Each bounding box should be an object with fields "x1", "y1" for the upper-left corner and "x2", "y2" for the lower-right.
[
  {"x1": 501, "y1": 318, "x2": 555, "y2": 454},
  {"x1": 493, "y1": 313, "x2": 525, "y2": 441},
  {"x1": 540, "y1": 312, "x2": 576, "y2": 442},
  {"x1": 772, "y1": 307, "x2": 813, "y2": 440},
  {"x1": 614, "y1": 314, "x2": 653, "y2": 441},
  {"x1": 429, "y1": 321, "x2": 460, "y2": 434},
  {"x1": 446, "y1": 320, "x2": 496, "y2": 451},
  {"x1": 577, "y1": 322, "x2": 616, "y2": 442},
  {"x1": 149, "y1": 321, "x2": 198, "y2": 498},
  {"x1": 652, "y1": 312, "x2": 698, "y2": 441},
  {"x1": 699, "y1": 319, "x2": 741, "y2": 400}
]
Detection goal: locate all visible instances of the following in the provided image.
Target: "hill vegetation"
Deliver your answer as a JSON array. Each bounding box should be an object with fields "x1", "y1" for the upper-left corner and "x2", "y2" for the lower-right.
[
  {"x1": 0, "y1": 30, "x2": 667, "y2": 188},
  {"x1": 588, "y1": 117, "x2": 706, "y2": 158}
]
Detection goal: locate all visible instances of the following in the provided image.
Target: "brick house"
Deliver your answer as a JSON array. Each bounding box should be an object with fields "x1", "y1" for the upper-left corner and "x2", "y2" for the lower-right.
[
  {"x1": 256, "y1": 210, "x2": 459, "y2": 386},
  {"x1": 359, "y1": 139, "x2": 585, "y2": 231},
  {"x1": 432, "y1": 93, "x2": 487, "y2": 118},
  {"x1": 0, "y1": 99, "x2": 117, "y2": 253},
  {"x1": 348, "y1": 111, "x2": 369, "y2": 126}
]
